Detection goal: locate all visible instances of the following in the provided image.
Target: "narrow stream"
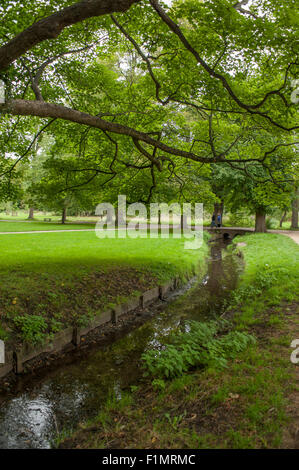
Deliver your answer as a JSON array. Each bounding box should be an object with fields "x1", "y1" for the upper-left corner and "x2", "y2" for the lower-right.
[{"x1": 0, "y1": 238, "x2": 242, "y2": 449}]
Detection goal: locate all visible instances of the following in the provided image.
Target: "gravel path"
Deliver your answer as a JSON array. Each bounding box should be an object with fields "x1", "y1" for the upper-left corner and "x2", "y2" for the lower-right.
[
  {"x1": 269, "y1": 230, "x2": 299, "y2": 245},
  {"x1": 0, "y1": 226, "x2": 298, "y2": 244}
]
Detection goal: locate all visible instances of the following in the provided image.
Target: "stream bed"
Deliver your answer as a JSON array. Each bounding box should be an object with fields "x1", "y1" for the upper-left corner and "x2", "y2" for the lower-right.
[{"x1": 0, "y1": 238, "x2": 242, "y2": 449}]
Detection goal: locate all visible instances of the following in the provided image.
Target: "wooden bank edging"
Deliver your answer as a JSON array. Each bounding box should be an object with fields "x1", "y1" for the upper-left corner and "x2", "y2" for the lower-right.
[{"x1": 0, "y1": 275, "x2": 188, "y2": 379}]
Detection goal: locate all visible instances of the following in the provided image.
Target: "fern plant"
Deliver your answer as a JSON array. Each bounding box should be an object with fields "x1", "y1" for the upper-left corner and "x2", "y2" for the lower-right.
[{"x1": 141, "y1": 320, "x2": 255, "y2": 379}]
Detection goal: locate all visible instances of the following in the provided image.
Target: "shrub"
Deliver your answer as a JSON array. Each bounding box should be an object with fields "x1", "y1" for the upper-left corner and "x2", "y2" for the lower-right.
[
  {"x1": 227, "y1": 213, "x2": 253, "y2": 227},
  {"x1": 14, "y1": 314, "x2": 48, "y2": 344},
  {"x1": 141, "y1": 320, "x2": 255, "y2": 379},
  {"x1": 266, "y1": 218, "x2": 276, "y2": 229},
  {"x1": 0, "y1": 323, "x2": 9, "y2": 341}
]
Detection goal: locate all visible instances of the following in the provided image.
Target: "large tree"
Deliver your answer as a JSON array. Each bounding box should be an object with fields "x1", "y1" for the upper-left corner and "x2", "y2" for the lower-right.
[{"x1": 0, "y1": 0, "x2": 298, "y2": 188}]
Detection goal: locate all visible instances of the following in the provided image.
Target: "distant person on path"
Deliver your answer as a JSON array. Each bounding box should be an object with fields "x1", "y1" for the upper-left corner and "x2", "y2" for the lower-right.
[
  {"x1": 211, "y1": 213, "x2": 216, "y2": 228},
  {"x1": 217, "y1": 213, "x2": 222, "y2": 227}
]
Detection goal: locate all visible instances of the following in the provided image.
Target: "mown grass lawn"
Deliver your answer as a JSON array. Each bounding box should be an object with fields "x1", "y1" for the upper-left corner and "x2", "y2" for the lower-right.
[
  {"x1": 0, "y1": 230, "x2": 208, "y2": 347},
  {"x1": 59, "y1": 233, "x2": 299, "y2": 449},
  {"x1": 0, "y1": 221, "x2": 218, "y2": 231},
  {"x1": 0, "y1": 221, "x2": 96, "y2": 232}
]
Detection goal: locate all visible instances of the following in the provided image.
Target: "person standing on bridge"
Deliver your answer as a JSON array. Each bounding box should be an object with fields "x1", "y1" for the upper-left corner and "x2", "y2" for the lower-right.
[
  {"x1": 217, "y1": 213, "x2": 222, "y2": 227},
  {"x1": 211, "y1": 213, "x2": 216, "y2": 228}
]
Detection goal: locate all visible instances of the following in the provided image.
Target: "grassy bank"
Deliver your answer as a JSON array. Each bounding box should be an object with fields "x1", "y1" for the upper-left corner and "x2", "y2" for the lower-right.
[
  {"x1": 59, "y1": 233, "x2": 299, "y2": 449},
  {"x1": 0, "y1": 231, "x2": 209, "y2": 348}
]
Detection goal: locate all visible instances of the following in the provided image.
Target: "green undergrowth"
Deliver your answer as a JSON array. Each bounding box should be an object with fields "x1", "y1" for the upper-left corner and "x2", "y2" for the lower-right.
[{"x1": 142, "y1": 319, "x2": 255, "y2": 378}]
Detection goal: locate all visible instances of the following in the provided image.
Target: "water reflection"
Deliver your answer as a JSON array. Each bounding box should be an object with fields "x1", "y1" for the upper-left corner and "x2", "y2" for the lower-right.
[{"x1": 0, "y1": 238, "x2": 241, "y2": 449}]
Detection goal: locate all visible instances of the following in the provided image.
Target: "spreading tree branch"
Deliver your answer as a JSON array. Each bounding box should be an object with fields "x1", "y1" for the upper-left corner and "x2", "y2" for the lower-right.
[
  {"x1": 149, "y1": 0, "x2": 298, "y2": 132},
  {"x1": 0, "y1": 0, "x2": 141, "y2": 71}
]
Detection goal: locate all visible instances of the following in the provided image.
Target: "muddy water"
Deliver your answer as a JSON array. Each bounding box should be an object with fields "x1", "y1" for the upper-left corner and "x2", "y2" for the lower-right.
[{"x1": 0, "y1": 238, "x2": 242, "y2": 449}]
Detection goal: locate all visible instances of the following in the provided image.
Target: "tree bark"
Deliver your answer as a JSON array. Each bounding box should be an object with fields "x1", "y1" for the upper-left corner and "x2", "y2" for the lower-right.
[
  {"x1": 28, "y1": 207, "x2": 34, "y2": 219},
  {"x1": 213, "y1": 201, "x2": 224, "y2": 225},
  {"x1": 213, "y1": 201, "x2": 224, "y2": 215},
  {"x1": 291, "y1": 189, "x2": 299, "y2": 229},
  {"x1": 0, "y1": 0, "x2": 140, "y2": 72},
  {"x1": 62, "y1": 207, "x2": 67, "y2": 224},
  {"x1": 180, "y1": 213, "x2": 188, "y2": 229},
  {"x1": 279, "y1": 210, "x2": 287, "y2": 228},
  {"x1": 255, "y1": 210, "x2": 266, "y2": 233},
  {"x1": 158, "y1": 210, "x2": 161, "y2": 226}
]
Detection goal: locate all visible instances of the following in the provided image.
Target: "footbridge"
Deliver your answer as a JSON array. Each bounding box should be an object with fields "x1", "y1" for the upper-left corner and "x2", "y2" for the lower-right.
[{"x1": 204, "y1": 226, "x2": 254, "y2": 239}]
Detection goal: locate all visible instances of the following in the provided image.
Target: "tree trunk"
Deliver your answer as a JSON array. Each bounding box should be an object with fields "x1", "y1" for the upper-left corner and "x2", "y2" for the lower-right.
[
  {"x1": 181, "y1": 213, "x2": 188, "y2": 229},
  {"x1": 28, "y1": 207, "x2": 34, "y2": 219},
  {"x1": 106, "y1": 209, "x2": 114, "y2": 225},
  {"x1": 255, "y1": 210, "x2": 266, "y2": 233},
  {"x1": 291, "y1": 189, "x2": 299, "y2": 229},
  {"x1": 279, "y1": 210, "x2": 287, "y2": 228},
  {"x1": 62, "y1": 207, "x2": 67, "y2": 224},
  {"x1": 158, "y1": 210, "x2": 161, "y2": 226},
  {"x1": 213, "y1": 201, "x2": 224, "y2": 217}
]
